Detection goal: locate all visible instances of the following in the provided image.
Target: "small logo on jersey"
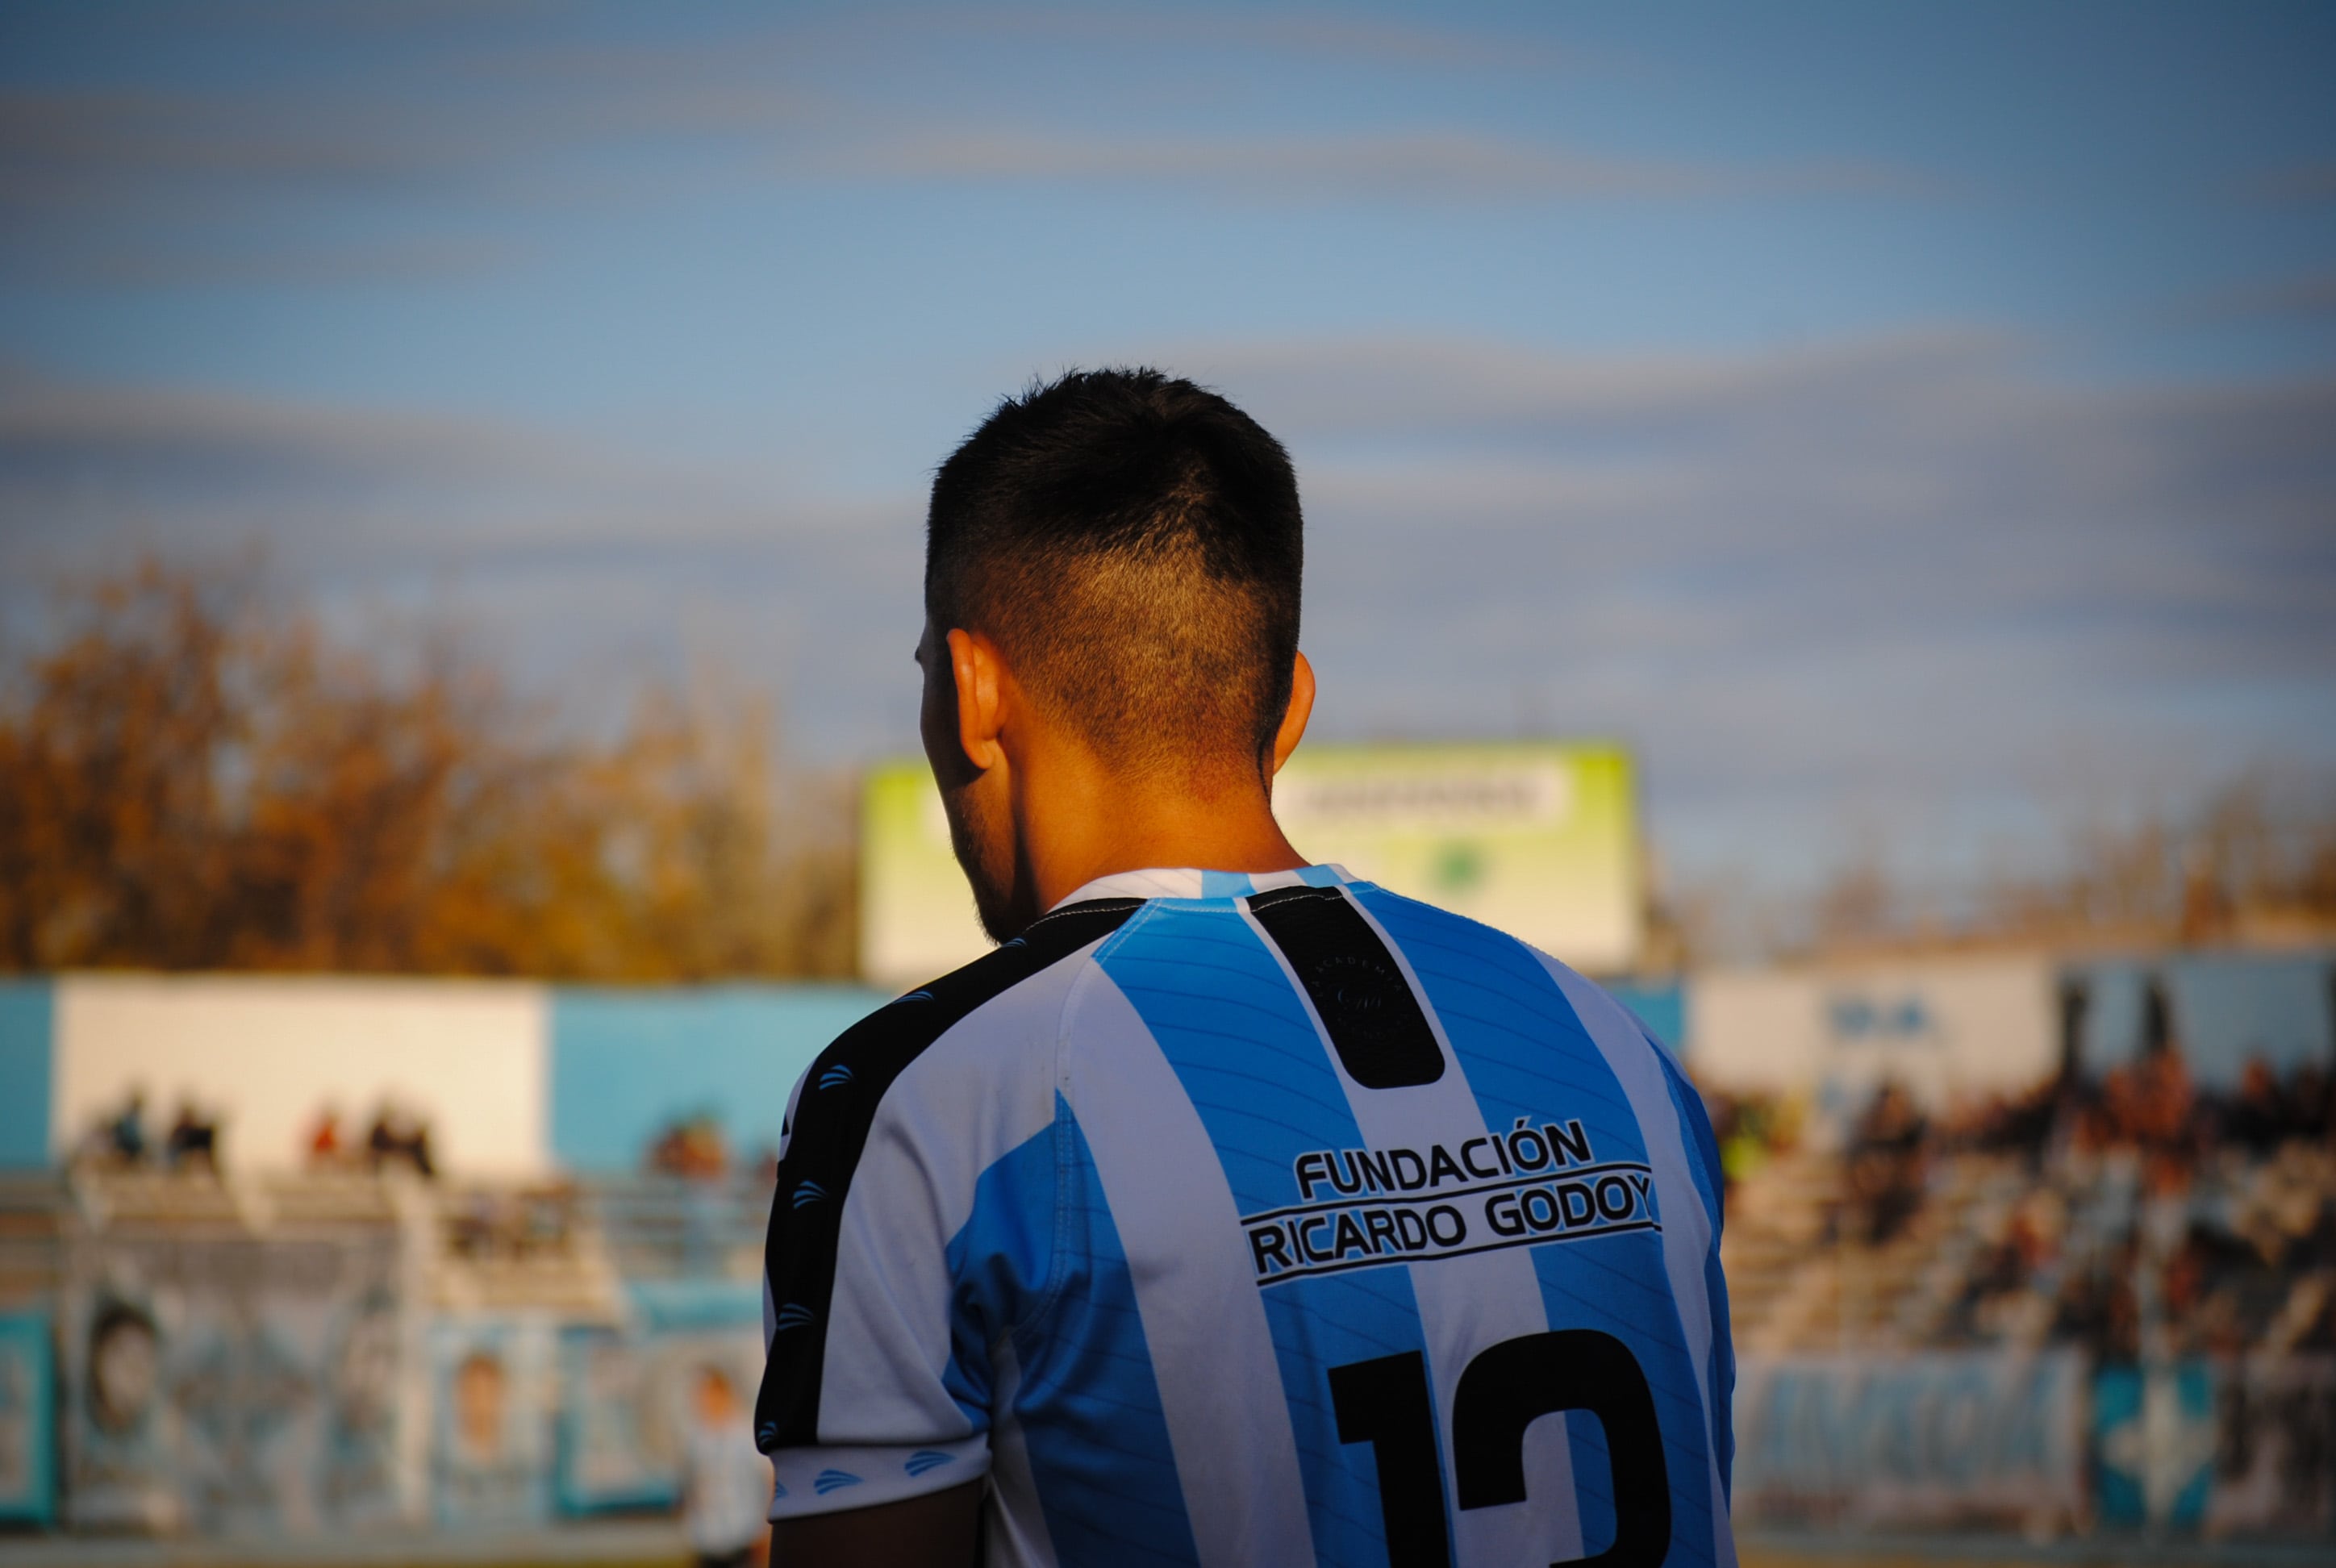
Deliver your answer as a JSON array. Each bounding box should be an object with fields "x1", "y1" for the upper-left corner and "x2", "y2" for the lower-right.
[
  {"x1": 1242, "y1": 1120, "x2": 1659, "y2": 1287},
  {"x1": 774, "y1": 1302, "x2": 818, "y2": 1331},
  {"x1": 813, "y1": 1469, "x2": 862, "y2": 1495},
  {"x1": 904, "y1": 1450, "x2": 956, "y2": 1477},
  {"x1": 899, "y1": 989, "x2": 935, "y2": 1003},
  {"x1": 771, "y1": 1479, "x2": 788, "y2": 1499},
  {"x1": 791, "y1": 1180, "x2": 829, "y2": 1208},
  {"x1": 818, "y1": 1064, "x2": 855, "y2": 1091},
  {"x1": 757, "y1": 1420, "x2": 779, "y2": 1445}
]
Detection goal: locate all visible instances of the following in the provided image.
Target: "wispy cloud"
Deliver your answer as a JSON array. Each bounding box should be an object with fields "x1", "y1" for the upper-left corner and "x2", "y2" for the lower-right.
[
  {"x1": 22, "y1": 236, "x2": 522, "y2": 289},
  {"x1": 6, "y1": 332, "x2": 2328, "y2": 832},
  {"x1": 0, "y1": 41, "x2": 1925, "y2": 245},
  {"x1": 2244, "y1": 161, "x2": 2336, "y2": 204},
  {"x1": 0, "y1": 70, "x2": 804, "y2": 283},
  {"x1": 1057, "y1": 329, "x2": 2336, "y2": 869},
  {"x1": 0, "y1": 366, "x2": 586, "y2": 485},
  {"x1": 0, "y1": 360, "x2": 930, "y2": 749},
  {"x1": 0, "y1": 364, "x2": 793, "y2": 569},
  {"x1": 2172, "y1": 269, "x2": 2336, "y2": 326},
  {"x1": 1175, "y1": 329, "x2": 2011, "y2": 436},
  {"x1": 817, "y1": 127, "x2": 1929, "y2": 202},
  {"x1": 0, "y1": 77, "x2": 807, "y2": 211},
  {"x1": 924, "y1": 6, "x2": 1594, "y2": 75},
  {"x1": 0, "y1": 90, "x2": 450, "y2": 209}
]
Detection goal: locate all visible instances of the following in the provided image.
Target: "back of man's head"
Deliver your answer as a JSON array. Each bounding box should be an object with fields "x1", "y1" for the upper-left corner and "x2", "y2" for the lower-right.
[{"x1": 927, "y1": 368, "x2": 1303, "y2": 782}]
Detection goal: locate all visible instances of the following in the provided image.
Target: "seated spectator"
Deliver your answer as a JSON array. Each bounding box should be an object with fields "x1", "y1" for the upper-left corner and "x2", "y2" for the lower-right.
[
  {"x1": 1973, "y1": 1076, "x2": 2060, "y2": 1162},
  {"x1": 521, "y1": 1186, "x2": 574, "y2": 1253},
  {"x1": 308, "y1": 1104, "x2": 345, "y2": 1166},
  {"x1": 2096, "y1": 1061, "x2": 2157, "y2": 1150},
  {"x1": 165, "y1": 1101, "x2": 219, "y2": 1173},
  {"x1": 1854, "y1": 1079, "x2": 1927, "y2": 1156},
  {"x1": 449, "y1": 1188, "x2": 499, "y2": 1257},
  {"x1": 110, "y1": 1089, "x2": 148, "y2": 1166},
  {"x1": 2285, "y1": 1063, "x2": 2330, "y2": 1143},
  {"x1": 2132, "y1": 1045, "x2": 2200, "y2": 1157},
  {"x1": 1847, "y1": 1079, "x2": 1928, "y2": 1245},
  {"x1": 2226, "y1": 1058, "x2": 2287, "y2": 1155},
  {"x1": 746, "y1": 1142, "x2": 781, "y2": 1186},
  {"x1": 367, "y1": 1102, "x2": 436, "y2": 1178},
  {"x1": 647, "y1": 1113, "x2": 729, "y2": 1180}
]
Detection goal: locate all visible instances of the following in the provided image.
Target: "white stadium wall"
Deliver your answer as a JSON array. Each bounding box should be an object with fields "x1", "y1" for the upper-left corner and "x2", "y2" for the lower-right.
[
  {"x1": 1688, "y1": 953, "x2": 2059, "y2": 1134},
  {"x1": 53, "y1": 974, "x2": 549, "y2": 1176}
]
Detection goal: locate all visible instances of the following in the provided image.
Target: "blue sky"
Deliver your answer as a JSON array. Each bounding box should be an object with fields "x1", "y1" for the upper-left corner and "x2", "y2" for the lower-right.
[{"x1": 2, "y1": 2, "x2": 2331, "y2": 918}]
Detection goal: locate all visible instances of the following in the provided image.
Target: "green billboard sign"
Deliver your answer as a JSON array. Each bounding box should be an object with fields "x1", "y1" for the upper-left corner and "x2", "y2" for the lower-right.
[{"x1": 860, "y1": 740, "x2": 1643, "y2": 988}]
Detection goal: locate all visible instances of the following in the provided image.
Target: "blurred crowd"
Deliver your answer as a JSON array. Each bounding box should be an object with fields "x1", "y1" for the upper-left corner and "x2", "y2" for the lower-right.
[
  {"x1": 1949, "y1": 1049, "x2": 2336, "y2": 1363},
  {"x1": 71, "y1": 1090, "x2": 457, "y2": 1181},
  {"x1": 645, "y1": 1112, "x2": 777, "y2": 1185},
  {"x1": 444, "y1": 1183, "x2": 578, "y2": 1261},
  {"x1": 1710, "y1": 1041, "x2": 2336, "y2": 1364},
  {"x1": 307, "y1": 1101, "x2": 439, "y2": 1178},
  {"x1": 74, "y1": 1090, "x2": 220, "y2": 1174}
]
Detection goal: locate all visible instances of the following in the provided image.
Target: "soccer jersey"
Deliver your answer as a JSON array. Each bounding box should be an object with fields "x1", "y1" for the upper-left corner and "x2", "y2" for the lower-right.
[{"x1": 757, "y1": 865, "x2": 1734, "y2": 1568}]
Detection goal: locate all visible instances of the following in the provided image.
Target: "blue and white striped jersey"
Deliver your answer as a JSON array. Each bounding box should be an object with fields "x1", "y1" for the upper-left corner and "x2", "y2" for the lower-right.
[{"x1": 757, "y1": 864, "x2": 1734, "y2": 1568}]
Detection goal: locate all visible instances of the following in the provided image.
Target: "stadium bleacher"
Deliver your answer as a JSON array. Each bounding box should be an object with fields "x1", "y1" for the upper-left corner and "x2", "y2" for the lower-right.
[{"x1": 0, "y1": 956, "x2": 2327, "y2": 1545}]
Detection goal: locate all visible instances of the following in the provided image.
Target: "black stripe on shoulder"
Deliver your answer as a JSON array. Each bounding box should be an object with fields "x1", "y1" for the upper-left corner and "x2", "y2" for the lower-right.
[
  {"x1": 753, "y1": 897, "x2": 1143, "y2": 1451},
  {"x1": 1246, "y1": 883, "x2": 1445, "y2": 1091}
]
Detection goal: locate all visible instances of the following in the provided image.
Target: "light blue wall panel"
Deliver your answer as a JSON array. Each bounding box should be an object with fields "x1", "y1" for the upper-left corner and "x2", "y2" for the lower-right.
[
  {"x1": 0, "y1": 982, "x2": 52, "y2": 1170},
  {"x1": 2066, "y1": 953, "x2": 2332, "y2": 1091},
  {"x1": 2163, "y1": 952, "x2": 2333, "y2": 1090},
  {"x1": 1605, "y1": 978, "x2": 1687, "y2": 1056},
  {"x1": 2071, "y1": 960, "x2": 2150, "y2": 1075},
  {"x1": 549, "y1": 986, "x2": 888, "y2": 1171}
]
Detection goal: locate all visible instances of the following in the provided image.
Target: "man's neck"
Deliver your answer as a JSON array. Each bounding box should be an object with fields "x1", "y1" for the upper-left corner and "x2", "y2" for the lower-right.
[{"x1": 1015, "y1": 757, "x2": 1308, "y2": 914}]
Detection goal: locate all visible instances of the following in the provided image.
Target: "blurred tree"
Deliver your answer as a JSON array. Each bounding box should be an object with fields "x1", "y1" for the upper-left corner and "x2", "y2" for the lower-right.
[
  {"x1": 0, "y1": 557, "x2": 854, "y2": 979},
  {"x1": 1791, "y1": 773, "x2": 2336, "y2": 959}
]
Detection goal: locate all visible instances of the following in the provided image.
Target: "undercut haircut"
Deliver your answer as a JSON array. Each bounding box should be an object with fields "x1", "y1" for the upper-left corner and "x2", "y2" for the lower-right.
[{"x1": 926, "y1": 368, "x2": 1304, "y2": 778}]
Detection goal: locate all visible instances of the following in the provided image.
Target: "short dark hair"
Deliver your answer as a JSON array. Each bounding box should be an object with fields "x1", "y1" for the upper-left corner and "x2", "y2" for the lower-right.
[{"x1": 926, "y1": 368, "x2": 1303, "y2": 776}]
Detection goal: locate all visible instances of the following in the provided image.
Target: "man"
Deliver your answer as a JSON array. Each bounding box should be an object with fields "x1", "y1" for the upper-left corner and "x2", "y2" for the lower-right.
[
  {"x1": 683, "y1": 1365, "x2": 773, "y2": 1568},
  {"x1": 757, "y1": 369, "x2": 1733, "y2": 1566}
]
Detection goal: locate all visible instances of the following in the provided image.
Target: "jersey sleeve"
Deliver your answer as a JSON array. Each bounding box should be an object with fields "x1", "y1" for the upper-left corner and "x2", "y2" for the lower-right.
[
  {"x1": 753, "y1": 939, "x2": 1103, "y2": 1521},
  {"x1": 753, "y1": 1048, "x2": 1000, "y2": 1517}
]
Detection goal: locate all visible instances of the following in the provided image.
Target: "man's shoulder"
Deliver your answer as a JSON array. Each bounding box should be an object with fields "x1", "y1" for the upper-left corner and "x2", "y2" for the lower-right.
[
  {"x1": 1345, "y1": 882, "x2": 1681, "y2": 1060},
  {"x1": 1339, "y1": 879, "x2": 1552, "y2": 977},
  {"x1": 790, "y1": 896, "x2": 1149, "y2": 1131}
]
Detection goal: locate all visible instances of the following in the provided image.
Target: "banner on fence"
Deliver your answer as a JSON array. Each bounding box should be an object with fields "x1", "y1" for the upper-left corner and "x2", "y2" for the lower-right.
[
  {"x1": 557, "y1": 1281, "x2": 762, "y2": 1514},
  {"x1": 0, "y1": 1312, "x2": 54, "y2": 1524},
  {"x1": 429, "y1": 1316, "x2": 555, "y2": 1527},
  {"x1": 2205, "y1": 1354, "x2": 2336, "y2": 1537},
  {"x1": 61, "y1": 1231, "x2": 417, "y2": 1533},
  {"x1": 2098, "y1": 1356, "x2": 2336, "y2": 1537},
  {"x1": 2094, "y1": 1362, "x2": 2216, "y2": 1528},
  {"x1": 1733, "y1": 1352, "x2": 2086, "y2": 1528}
]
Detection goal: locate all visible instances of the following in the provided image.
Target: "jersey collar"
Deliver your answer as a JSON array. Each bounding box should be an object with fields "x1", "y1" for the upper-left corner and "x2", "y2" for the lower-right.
[{"x1": 1049, "y1": 864, "x2": 1357, "y2": 911}]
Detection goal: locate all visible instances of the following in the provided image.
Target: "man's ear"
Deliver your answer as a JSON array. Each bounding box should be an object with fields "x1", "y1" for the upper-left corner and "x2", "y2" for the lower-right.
[
  {"x1": 947, "y1": 628, "x2": 1008, "y2": 772},
  {"x1": 1270, "y1": 650, "x2": 1315, "y2": 776}
]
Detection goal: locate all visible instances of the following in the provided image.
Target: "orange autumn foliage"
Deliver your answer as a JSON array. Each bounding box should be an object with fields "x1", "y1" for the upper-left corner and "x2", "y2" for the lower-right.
[{"x1": 0, "y1": 557, "x2": 853, "y2": 979}]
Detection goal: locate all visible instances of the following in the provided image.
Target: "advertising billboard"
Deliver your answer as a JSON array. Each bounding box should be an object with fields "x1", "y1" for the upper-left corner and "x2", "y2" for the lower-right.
[
  {"x1": 860, "y1": 740, "x2": 1642, "y2": 989},
  {"x1": 1687, "y1": 953, "x2": 2059, "y2": 1132}
]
